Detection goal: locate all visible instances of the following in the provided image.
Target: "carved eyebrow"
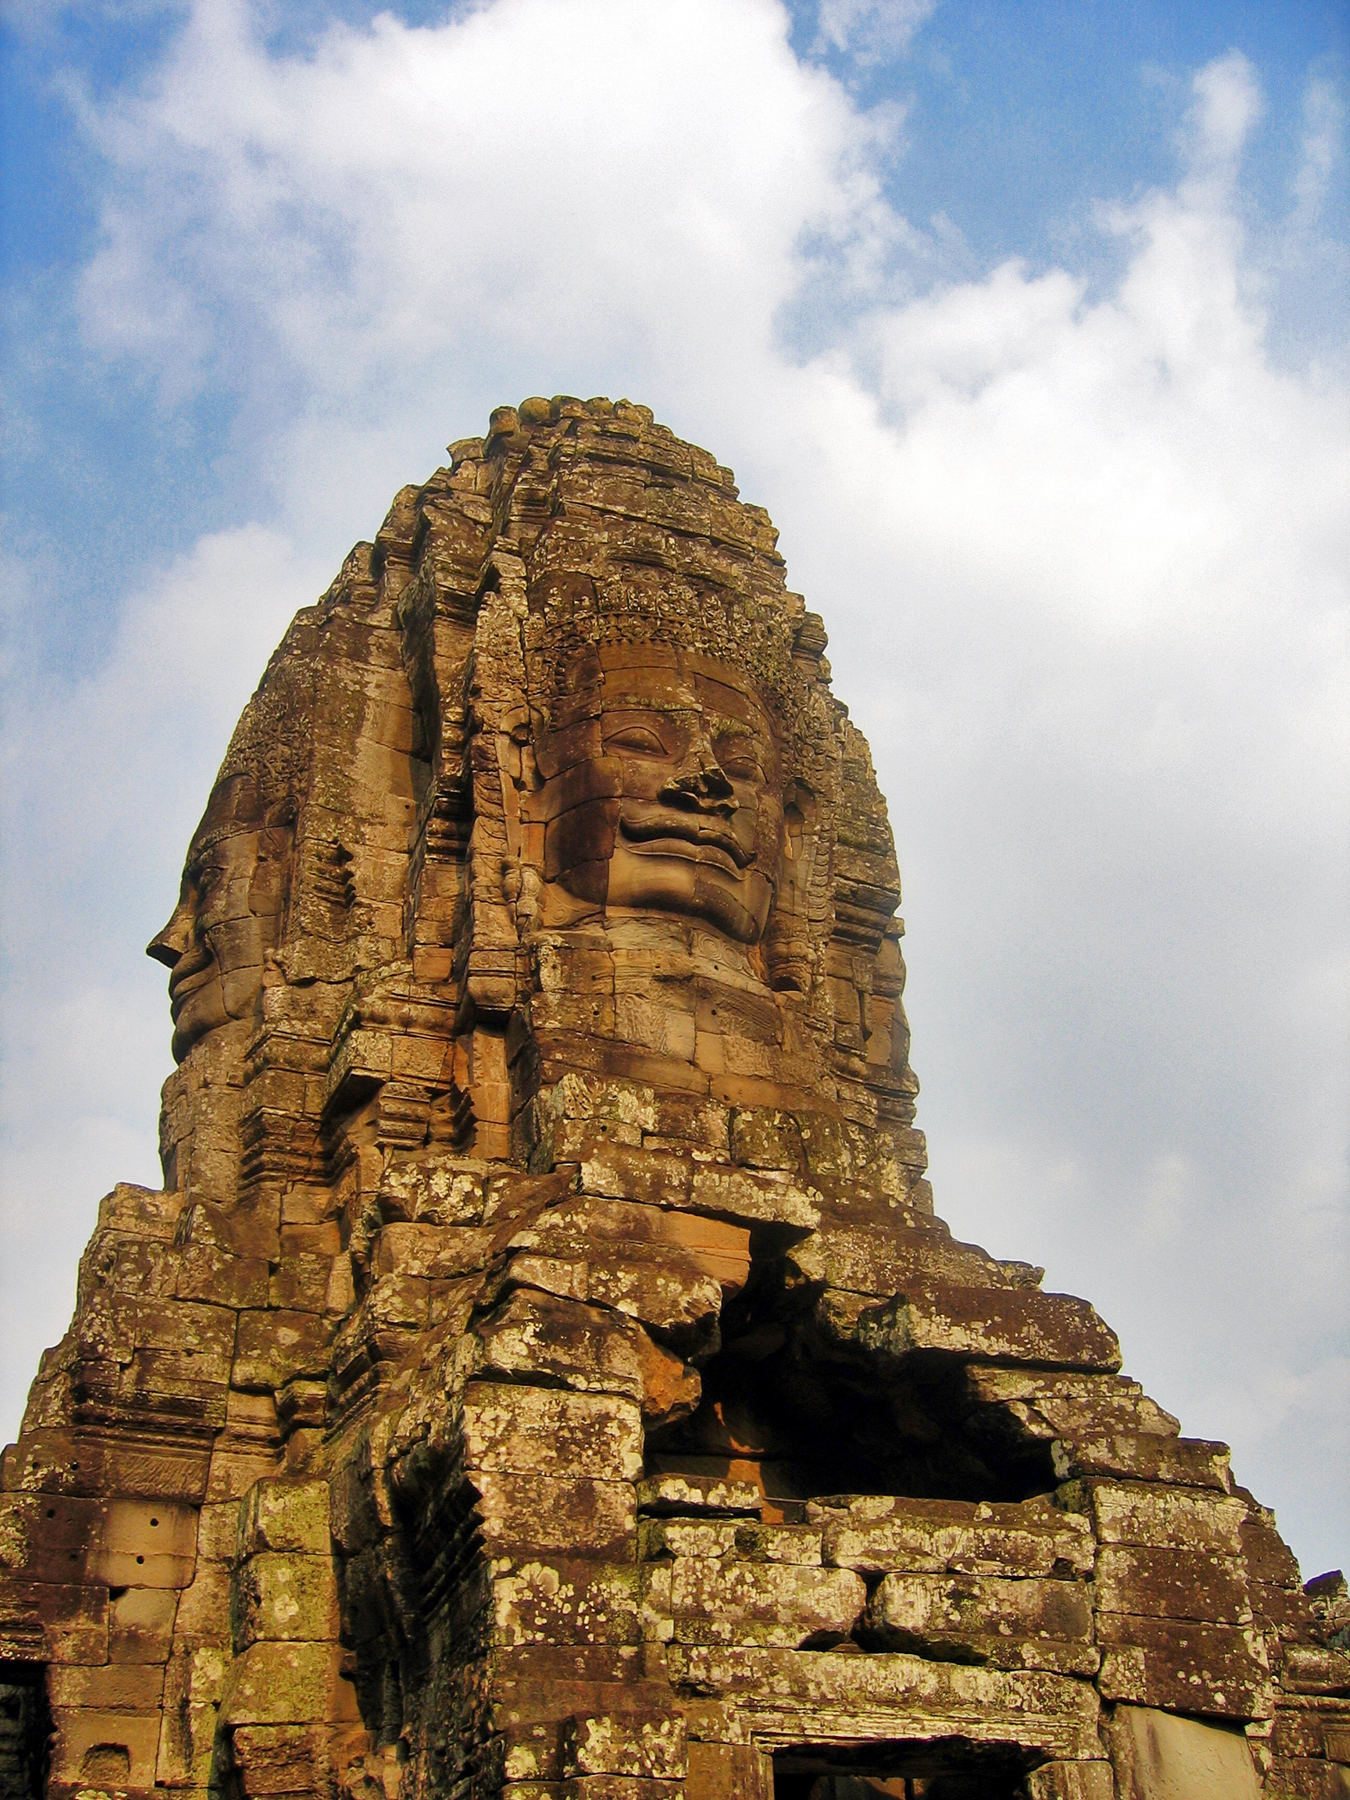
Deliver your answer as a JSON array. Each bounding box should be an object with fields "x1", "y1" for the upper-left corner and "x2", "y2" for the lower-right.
[
  {"x1": 709, "y1": 716, "x2": 769, "y2": 747},
  {"x1": 601, "y1": 698, "x2": 699, "y2": 717}
]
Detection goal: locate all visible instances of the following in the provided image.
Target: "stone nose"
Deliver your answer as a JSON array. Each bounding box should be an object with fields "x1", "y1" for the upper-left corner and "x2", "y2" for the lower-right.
[
  {"x1": 661, "y1": 748, "x2": 736, "y2": 811},
  {"x1": 146, "y1": 895, "x2": 193, "y2": 968}
]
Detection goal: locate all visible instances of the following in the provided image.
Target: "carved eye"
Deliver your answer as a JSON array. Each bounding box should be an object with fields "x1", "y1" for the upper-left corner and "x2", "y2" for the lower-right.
[
  {"x1": 716, "y1": 742, "x2": 763, "y2": 782},
  {"x1": 604, "y1": 725, "x2": 667, "y2": 755}
]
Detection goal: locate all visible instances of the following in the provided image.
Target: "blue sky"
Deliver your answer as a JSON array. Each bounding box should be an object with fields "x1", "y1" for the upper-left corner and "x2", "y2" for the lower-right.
[{"x1": 2, "y1": 0, "x2": 1347, "y2": 1575}]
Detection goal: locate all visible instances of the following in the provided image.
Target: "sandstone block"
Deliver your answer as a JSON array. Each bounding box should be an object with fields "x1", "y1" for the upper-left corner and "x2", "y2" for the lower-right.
[
  {"x1": 684, "y1": 1740, "x2": 773, "y2": 1798},
  {"x1": 1023, "y1": 1766, "x2": 1114, "y2": 1800},
  {"x1": 1, "y1": 1428, "x2": 212, "y2": 1501},
  {"x1": 1261, "y1": 1759, "x2": 1350, "y2": 1798},
  {"x1": 108, "y1": 1584, "x2": 179, "y2": 1663},
  {"x1": 229, "y1": 1722, "x2": 331, "y2": 1795},
  {"x1": 475, "y1": 1474, "x2": 636, "y2": 1559},
  {"x1": 1282, "y1": 1648, "x2": 1350, "y2": 1695},
  {"x1": 1240, "y1": 1498, "x2": 1304, "y2": 1587},
  {"x1": 1097, "y1": 1614, "x2": 1271, "y2": 1716},
  {"x1": 1073, "y1": 1480, "x2": 1247, "y2": 1554},
  {"x1": 688, "y1": 1164, "x2": 819, "y2": 1229},
  {"x1": 1053, "y1": 1434, "x2": 1232, "y2": 1490},
  {"x1": 95, "y1": 1184, "x2": 184, "y2": 1241},
  {"x1": 563, "y1": 1710, "x2": 687, "y2": 1780},
  {"x1": 232, "y1": 1552, "x2": 340, "y2": 1647},
  {"x1": 864, "y1": 1571, "x2": 1092, "y2": 1657},
  {"x1": 90, "y1": 1498, "x2": 198, "y2": 1589},
  {"x1": 463, "y1": 1385, "x2": 643, "y2": 1483},
  {"x1": 843, "y1": 1285, "x2": 1120, "y2": 1371},
  {"x1": 476, "y1": 1290, "x2": 646, "y2": 1401},
  {"x1": 789, "y1": 1221, "x2": 1013, "y2": 1296},
  {"x1": 49, "y1": 1705, "x2": 162, "y2": 1791},
  {"x1": 664, "y1": 1645, "x2": 1102, "y2": 1760},
  {"x1": 731, "y1": 1523, "x2": 823, "y2": 1566},
  {"x1": 963, "y1": 1370, "x2": 1180, "y2": 1441},
  {"x1": 239, "y1": 1478, "x2": 331, "y2": 1555},
  {"x1": 374, "y1": 1221, "x2": 499, "y2": 1279},
  {"x1": 1271, "y1": 1704, "x2": 1350, "y2": 1760},
  {"x1": 0, "y1": 1577, "x2": 108, "y2": 1664},
  {"x1": 233, "y1": 1311, "x2": 332, "y2": 1391},
  {"x1": 1093, "y1": 1544, "x2": 1251, "y2": 1623},
  {"x1": 175, "y1": 1244, "x2": 270, "y2": 1309},
  {"x1": 580, "y1": 1147, "x2": 692, "y2": 1209},
  {"x1": 669, "y1": 1558, "x2": 865, "y2": 1647},
  {"x1": 380, "y1": 1156, "x2": 488, "y2": 1226},
  {"x1": 220, "y1": 1640, "x2": 361, "y2": 1726},
  {"x1": 636, "y1": 1475, "x2": 761, "y2": 1518},
  {"x1": 493, "y1": 1559, "x2": 641, "y2": 1647},
  {"x1": 638, "y1": 1519, "x2": 739, "y2": 1562},
  {"x1": 516, "y1": 1197, "x2": 751, "y2": 1290},
  {"x1": 634, "y1": 1331, "x2": 701, "y2": 1427},
  {"x1": 819, "y1": 1495, "x2": 1094, "y2": 1578}
]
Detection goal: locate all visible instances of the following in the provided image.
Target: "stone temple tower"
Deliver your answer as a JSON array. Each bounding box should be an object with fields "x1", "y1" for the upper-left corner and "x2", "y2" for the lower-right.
[{"x1": 1, "y1": 398, "x2": 1346, "y2": 1800}]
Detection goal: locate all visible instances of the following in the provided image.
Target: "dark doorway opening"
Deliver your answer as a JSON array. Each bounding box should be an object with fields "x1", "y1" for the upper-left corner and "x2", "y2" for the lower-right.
[
  {"x1": 772, "y1": 1737, "x2": 1031, "y2": 1797},
  {"x1": 647, "y1": 1258, "x2": 1058, "y2": 1509},
  {"x1": 0, "y1": 1664, "x2": 51, "y2": 1800}
]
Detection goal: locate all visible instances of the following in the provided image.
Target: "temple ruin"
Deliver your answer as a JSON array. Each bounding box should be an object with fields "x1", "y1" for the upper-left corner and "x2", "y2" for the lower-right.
[{"x1": 2, "y1": 397, "x2": 1346, "y2": 1799}]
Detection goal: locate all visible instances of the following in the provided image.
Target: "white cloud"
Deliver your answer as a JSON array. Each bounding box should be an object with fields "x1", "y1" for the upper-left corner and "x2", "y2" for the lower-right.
[
  {"x1": 814, "y1": 0, "x2": 936, "y2": 62},
  {"x1": 3, "y1": 1, "x2": 1347, "y2": 1570}
]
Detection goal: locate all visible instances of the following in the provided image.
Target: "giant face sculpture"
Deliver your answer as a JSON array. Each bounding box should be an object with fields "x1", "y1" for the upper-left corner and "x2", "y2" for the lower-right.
[
  {"x1": 146, "y1": 774, "x2": 292, "y2": 1063},
  {"x1": 529, "y1": 644, "x2": 783, "y2": 945}
]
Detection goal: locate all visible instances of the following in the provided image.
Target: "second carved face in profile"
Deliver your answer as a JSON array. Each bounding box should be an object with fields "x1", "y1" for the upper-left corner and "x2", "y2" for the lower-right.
[
  {"x1": 526, "y1": 644, "x2": 783, "y2": 944},
  {"x1": 146, "y1": 774, "x2": 292, "y2": 1064}
]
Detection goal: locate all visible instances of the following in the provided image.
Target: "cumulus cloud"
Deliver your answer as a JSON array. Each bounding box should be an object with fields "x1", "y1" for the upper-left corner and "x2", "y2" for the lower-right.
[{"x1": 3, "y1": 0, "x2": 1347, "y2": 1569}]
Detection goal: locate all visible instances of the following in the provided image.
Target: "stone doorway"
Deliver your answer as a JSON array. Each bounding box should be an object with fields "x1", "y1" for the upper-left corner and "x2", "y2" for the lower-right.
[
  {"x1": 771, "y1": 1742, "x2": 1031, "y2": 1799},
  {"x1": 0, "y1": 1665, "x2": 51, "y2": 1800}
]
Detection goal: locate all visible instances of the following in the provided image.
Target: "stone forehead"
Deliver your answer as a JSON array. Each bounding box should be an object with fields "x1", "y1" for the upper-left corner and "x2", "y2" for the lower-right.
[
  {"x1": 195, "y1": 650, "x2": 312, "y2": 847},
  {"x1": 564, "y1": 645, "x2": 779, "y2": 722}
]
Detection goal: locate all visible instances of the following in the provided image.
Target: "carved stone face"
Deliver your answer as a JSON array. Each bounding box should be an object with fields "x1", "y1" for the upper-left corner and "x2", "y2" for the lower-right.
[
  {"x1": 146, "y1": 775, "x2": 291, "y2": 1063},
  {"x1": 531, "y1": 646, "x2": 782, "y2": 943}
]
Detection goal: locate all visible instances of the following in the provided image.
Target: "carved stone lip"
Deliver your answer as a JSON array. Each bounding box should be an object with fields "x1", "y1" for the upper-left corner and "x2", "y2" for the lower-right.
[
  {"x1": 618, "y1": 804, "x2": 751, "y2": 871},
  {"x1": 166, "y1": 941, "x2": 214, "y2": 1013}
]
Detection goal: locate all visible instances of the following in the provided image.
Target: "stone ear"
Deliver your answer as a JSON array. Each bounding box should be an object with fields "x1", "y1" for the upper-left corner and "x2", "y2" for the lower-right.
[{"x1": 765, "y1": 787, "x2": 816, "y2": 993}]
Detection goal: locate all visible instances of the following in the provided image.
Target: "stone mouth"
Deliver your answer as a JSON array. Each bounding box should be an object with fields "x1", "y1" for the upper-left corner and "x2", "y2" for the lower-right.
[
  {"x1": 166, "y1": 940, "x2": 215, "y2": 1013},
  {"x1": 619, "y1": 802, "x2": 751, "y2": 871}
]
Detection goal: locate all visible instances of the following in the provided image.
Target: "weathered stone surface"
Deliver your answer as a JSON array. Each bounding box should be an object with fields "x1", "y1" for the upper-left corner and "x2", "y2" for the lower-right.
[
  {"x1": 493, "y1": 1560, "x2": 641, "y2": 1648},
  {"x1": 1103, "y1": 1703, "x2": 1262, "y2": 1798},
  {"x1": 2, "y1": 399, "x2": 1324, "y2": 1800},
  {"x1": 463, "y1": 1385, "x2": 643, "y2": 1483},
  {"x1": 819, "y1": 1495, "x2": 1095, "y2": 1578},
  {"x1": 668, "y1": 1558, "x2": 866, "y2": 1647},
  {"x1": 562, "y1": 1711, "x2": 687, "y2": 1779},
  {"x1": 837, "y1": 1284, "x2": 1121, "y2": 1372},
  {"x1": 1097, "y1": 1614, "x2": 1271, "y2": 1716},
  {"x1": 863, "y1": 1571, "x2": 1096, "y2": 1673},
  {"x1": 232, "y1": 1553, "x2": 339, "y2": 1647},
  {"x1": 1071, "y1": 1479, "x2": 1248, "y2": 1553},
  {"x1": 665, "y1": 1644, "x2": 1104, "y2": 1760},
  {"x1": 1093, "y1": 1544, "x2": 1251, "y2": 1623}
]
